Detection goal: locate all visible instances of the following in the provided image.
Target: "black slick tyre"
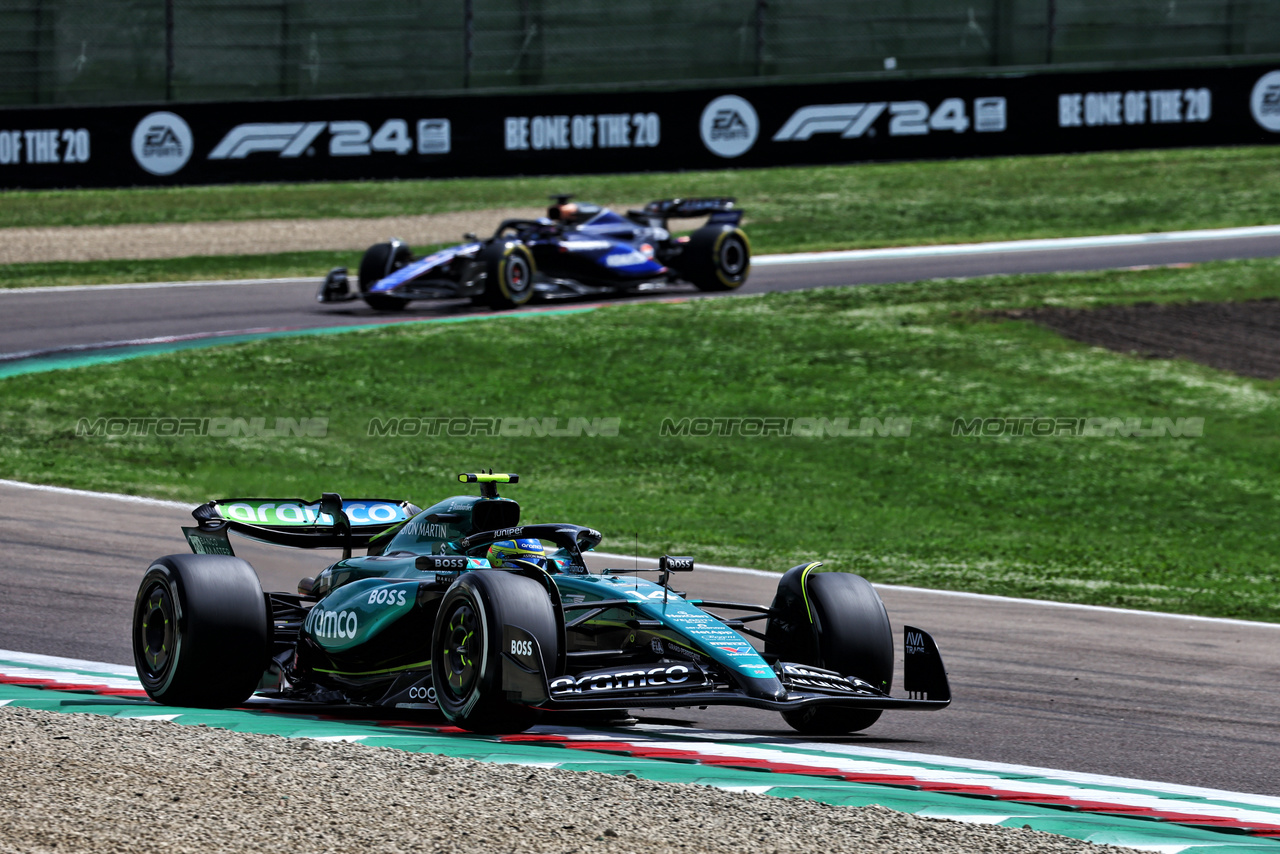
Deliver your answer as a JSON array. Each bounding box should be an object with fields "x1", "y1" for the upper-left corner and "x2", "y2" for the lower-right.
[
  {"x1": 482, "y1": 241, "x2": 535, "y2": 310},
  {"x1": 132, "y1": 554, "x2": 269, "y2": 708},
  {"x1": 768, "y1": 569, "x2": 894, "y2": 735},
  {"x1": 431, "y1": 570, "x2": 557, "y2": 733},
  {"x1": 681, "y1": 224, "x2": 750, "y2": 291},
  {"x1": 358, "y1": 241, "x2": 412, "y2": 311}
]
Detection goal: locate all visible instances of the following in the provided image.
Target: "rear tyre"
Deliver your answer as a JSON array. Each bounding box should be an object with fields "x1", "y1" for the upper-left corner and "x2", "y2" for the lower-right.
[
  {"x1": 482, "y1": 241, "x2": 536, "y2": 310},
  {"x1": 680, "y1": 224, "x2": 750, "y2": 292},
  {"x1": 132, "y1": 554, "x2": 269, "y2": 708},
  {"x1": 767, "y1": 568, "x2": 893, "y2": 735},
  {"x1": 431, "y1": 571, "x2": 558, "y2": 733},
  {"x1": 358, "y1": 241, "x2": 412, "y2": 311}
]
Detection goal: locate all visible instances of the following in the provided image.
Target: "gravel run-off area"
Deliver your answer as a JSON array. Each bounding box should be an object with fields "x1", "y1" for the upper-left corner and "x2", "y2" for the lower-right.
[
  {"x1": 0, "y1": 705, "x2": 1133, "y2": 854},
  {"x1": 0, "y1": 208, "x2": 552, "y2": 265}
]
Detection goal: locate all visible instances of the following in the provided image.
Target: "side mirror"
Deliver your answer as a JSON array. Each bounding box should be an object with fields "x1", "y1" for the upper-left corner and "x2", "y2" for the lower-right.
[{"x1": 659, "y1": 555, "x2": 694, "y2": 572}]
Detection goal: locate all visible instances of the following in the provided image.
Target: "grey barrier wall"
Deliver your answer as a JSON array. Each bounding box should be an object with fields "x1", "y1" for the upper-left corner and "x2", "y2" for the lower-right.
[
  {"x1": 3, "y1": 1, "x2": 1280, "y2": 107},
  {"x1": 3, "y1": 62, "x2": 1280, "y2": 190}
]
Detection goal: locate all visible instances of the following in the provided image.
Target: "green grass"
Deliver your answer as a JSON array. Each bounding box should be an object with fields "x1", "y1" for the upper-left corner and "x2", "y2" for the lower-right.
[
  {"x1": 4, "y1": 147, "x2": 1280, "y2": 238},
  {"x1": 0, "y1": 251, "x2": 360, "y2": 289},
  {"x1": 5, "y1": 257, "x2": 1280, "y2": 620}
]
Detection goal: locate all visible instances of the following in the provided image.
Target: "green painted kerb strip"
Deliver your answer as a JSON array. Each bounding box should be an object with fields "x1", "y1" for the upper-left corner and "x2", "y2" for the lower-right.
[
  {"x1": 0, "y1": 306, "x2": 600, "y2": 379},
  {"x1": 3, "y1": 685, "x2": 1277, "y2": 854}
]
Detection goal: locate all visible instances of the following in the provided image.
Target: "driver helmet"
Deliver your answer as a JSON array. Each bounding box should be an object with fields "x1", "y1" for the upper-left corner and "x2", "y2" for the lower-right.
[
  {"x1": 547, "y1": 201, "x2": 578, "y2": 222},
  {"x1": 487, "y1": 538, "x2": 547, "y2": 570}
]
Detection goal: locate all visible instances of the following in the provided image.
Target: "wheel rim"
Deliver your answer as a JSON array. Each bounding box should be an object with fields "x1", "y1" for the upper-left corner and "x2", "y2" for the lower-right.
[
  {"x1": 506, "y1": 254, "x2": 531, "y2": 296},
  {"x1": 139, "y1": 583, "x2": 175, "y2": 677},
  {"x1": 440, "y1": 601, "x2": 481, "y2": 699},
  {"x1": 719, "y1": 236, "x2": 746, "y2": 276}
]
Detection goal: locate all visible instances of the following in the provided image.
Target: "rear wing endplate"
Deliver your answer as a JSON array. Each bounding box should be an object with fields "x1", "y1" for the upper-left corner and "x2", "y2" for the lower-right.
[{"x1": 182, "y1": 494, "x2": 421, "y2": 559}]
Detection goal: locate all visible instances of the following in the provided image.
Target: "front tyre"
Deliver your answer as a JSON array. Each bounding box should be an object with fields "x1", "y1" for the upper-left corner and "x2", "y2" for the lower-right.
[
  {"x1": 482, "y1": 241, "x2": 535, "y2": 310},
  {"x1": 431, "y1": 571, "x2": 558, "y2": 733},
  {"x1": 358, "y1": 241, "x2": 412, "y2": 311},
  {"x1": 680, "y1": 224, "x2": 750, "y2": 292},
  {"x1": 132, "y1": 554, "x2": 269, "y2": 708},
  {"x1": 767, "y1": 567, "x2": 893, "y2": 735}
]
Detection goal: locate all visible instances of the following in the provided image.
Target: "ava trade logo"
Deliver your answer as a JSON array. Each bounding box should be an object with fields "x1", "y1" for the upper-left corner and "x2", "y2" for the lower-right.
[{"x1": 700, "y1": 95, "x2": 758, "y2": 158}]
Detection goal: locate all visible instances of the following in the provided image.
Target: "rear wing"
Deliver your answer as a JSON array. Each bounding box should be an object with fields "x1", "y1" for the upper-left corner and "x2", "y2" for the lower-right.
[
  {"x1": 630, "y1": 197, "x2": 742, "y2": 227},
  {"x1": 182, "y1": 494, "x2": 421, "y2": 558}
]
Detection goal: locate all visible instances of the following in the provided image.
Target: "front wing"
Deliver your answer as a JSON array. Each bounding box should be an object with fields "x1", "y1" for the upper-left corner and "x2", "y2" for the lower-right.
[{"x1": 504, "y1": 625, "x2": 951, "y2": 715}]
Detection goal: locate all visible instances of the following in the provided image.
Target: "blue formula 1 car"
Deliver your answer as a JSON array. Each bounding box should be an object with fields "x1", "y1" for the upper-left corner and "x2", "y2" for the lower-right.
[
  {"x1": 316, "y1": 196, "x2": 751, "y2": 311},
  {"x1": 132, "y1": 473, "x2": 951, "y2": 735}
]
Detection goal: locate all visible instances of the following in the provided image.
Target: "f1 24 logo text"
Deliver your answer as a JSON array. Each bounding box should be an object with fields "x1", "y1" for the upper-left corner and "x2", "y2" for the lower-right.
[
  {"x1": 774, "y1": 97, "x2": 1006, "y2": 141},
  {"x1": 209, "y1": 118, "x2": 450, "y2": 160}
]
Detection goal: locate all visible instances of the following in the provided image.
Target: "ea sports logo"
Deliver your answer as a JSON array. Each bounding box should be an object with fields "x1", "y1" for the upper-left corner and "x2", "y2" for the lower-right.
[
  {"x1": 132, "y1": 111, "x2": 193, "y2": 175},
  {"x1": 1251, "y1": 71, "x2": 1280, "y2": 132},
  {"x1": 700, "y1": 95, "x2": 758, "y2": 158}
]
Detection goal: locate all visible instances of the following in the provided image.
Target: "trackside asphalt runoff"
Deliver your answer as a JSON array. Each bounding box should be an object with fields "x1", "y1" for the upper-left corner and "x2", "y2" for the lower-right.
[{"x1": 4, "y1": 650, "x2": 1280, "y2": 853}]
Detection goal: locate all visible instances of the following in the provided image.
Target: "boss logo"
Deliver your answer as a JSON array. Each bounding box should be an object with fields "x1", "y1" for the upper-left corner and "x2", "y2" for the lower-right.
[
  {"x1": 367, "y1": 587, "x2": 408, "y2": 607},
  {"x1": 416, "y1": 555, "x2": 468, "y2": 572},
  {"x1": 510, "y1": 639, "x2": 533, "y2": 657},
  {"x1": 659, "y1": 555, "x2": 694, "y2": 572}
]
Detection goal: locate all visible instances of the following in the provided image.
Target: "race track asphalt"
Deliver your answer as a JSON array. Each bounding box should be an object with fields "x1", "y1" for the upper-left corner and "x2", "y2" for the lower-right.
[
  {"x1": 2, "y1": 481, "x2": 1276, "y2": 797},
  {"x1": 5, "y1": 229, "x2": 1280, "y2": 358}
]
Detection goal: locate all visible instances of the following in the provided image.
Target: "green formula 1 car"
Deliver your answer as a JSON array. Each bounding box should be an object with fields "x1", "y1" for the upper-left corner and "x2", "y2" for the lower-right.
[{"x1": 132, "y1": 473, "x2": 950, "y2": 734}]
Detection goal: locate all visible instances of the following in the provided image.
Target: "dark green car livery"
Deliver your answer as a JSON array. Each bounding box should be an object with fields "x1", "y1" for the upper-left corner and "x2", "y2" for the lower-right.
[{"x1": 132, "y1": 473, "x2": 951, "y2": 734}]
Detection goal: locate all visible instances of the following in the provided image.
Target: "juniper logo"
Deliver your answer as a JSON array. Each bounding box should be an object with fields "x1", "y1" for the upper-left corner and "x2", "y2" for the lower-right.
[
  {"x1": 132, "y1": 112, "x2": 192, "y2": 176},
  {"x1": 700, "y1": 95, "x2": 758, "y2": 158}
]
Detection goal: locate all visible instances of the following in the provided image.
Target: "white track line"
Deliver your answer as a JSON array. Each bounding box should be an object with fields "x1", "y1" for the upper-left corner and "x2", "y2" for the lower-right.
[
  {"x1": 2, "y1": 477, "x2": 1274, "y2": 631},
  {"x1": 7, "y1": 224, "x2": 1280, "y2": 295},
  {"x1": 0, "y1": 478, "x2": 190, "y2": 510},
  {"x1": 0, "y1": 277, "x2": 315, "y2": 295},
  {"x1": 750, "y1": 223, "x2": 1280, "y2": 266}
]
